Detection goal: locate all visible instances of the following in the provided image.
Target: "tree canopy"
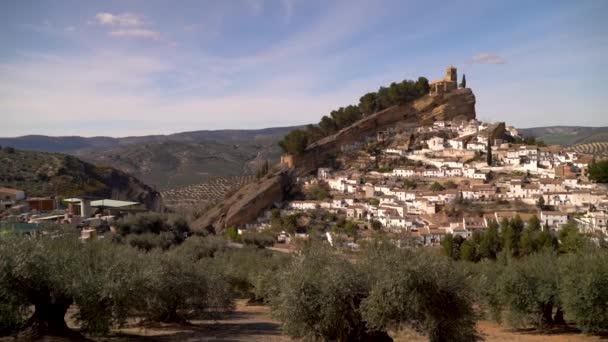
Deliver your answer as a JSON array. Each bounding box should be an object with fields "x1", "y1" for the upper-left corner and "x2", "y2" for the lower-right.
[
  {"x1": 279, "y1": 76, "x2": 430, "y2": 154},
  {"x1": 589, "y1": 160, "x2": 608, "y2": 183}
]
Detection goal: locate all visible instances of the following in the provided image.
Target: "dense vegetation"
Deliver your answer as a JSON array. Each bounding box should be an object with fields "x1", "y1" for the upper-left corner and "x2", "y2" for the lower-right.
[
  {"x1": 268, "y1": 243, "x2": 476, "y2": 341},
  {"x1": 442, "y1": 217, "x2": 608, "y2": 333},
  {"x1": 1, "y1": 213, "x2": 606, "y2": 340},
  {"x1": 279, "y1": 77, "x2": 430, "y2": 155},
  {"x1": 589, "y1": 160, "x2": 608, "y2": 183}
]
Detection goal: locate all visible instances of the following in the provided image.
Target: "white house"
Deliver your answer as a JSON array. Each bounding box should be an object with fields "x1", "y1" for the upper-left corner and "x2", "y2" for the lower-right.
[
  {"x1": 426, "y1": 136, "x2": 445, "y2": 151},
  {"x1": 540, "y1": 211, "x2": 568, "y2": 229},
  {"x1": 467, "y1": 141, "x2": 487, "y2": 151},
  {"x1": 289, "y1": 201, "x2": 321, "y2": 210},
  {"x1": 448, "y1": 138, "x2": 466, "y2": 150},
  {"x1": 393, "y1": 167, "x2": 416, "y2": 178},
  {"x1": 317, "y1": 168, "x2": 332, "y2": 180}
]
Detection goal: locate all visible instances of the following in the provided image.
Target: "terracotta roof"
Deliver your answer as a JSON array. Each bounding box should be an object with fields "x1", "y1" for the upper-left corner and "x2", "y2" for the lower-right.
[{"x1": 0, "y1": 187, "x2": 23, "y2": 194}]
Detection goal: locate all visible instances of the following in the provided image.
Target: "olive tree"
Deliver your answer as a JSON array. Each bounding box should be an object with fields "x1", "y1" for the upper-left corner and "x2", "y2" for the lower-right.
[
  {"x1": 559, "y1": 248, "x2": 608, "y2": 333},
  {"x1": 270, "y1": 245, "x2": 391, "y2": 341},
  {"x1": 470, "y1": 260, "x2": 505, "y2": 323},
  {"x1": 141, "y1": 248, "x2": 233, "y2": 323},
  {"x1": 212, "y1": 246, "x2": 290, "y2": 302},
  {"x1": 499, "y1": 250, "x2": 561, "y2": 327},
  {"x1": 361, "y1": 246, "x2": 478, "y2": 342},
  {"x1": 0, "y1": 231, "x2": 146, "y2": 337}
]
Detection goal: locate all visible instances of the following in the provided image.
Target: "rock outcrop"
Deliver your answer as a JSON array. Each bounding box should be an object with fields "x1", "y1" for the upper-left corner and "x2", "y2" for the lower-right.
[
  {"x1": 193, "y1": 88, "x2": 476, "y2": 233},
  {"x1": 101, "y1": 168, "x2": 164, "y2": 211},
  {"x1": 0, "y1": 148, "x2": 163, "y2": 211},
  {"x1": 193, "y1": 169, "x2": 293, "y2": 233}
]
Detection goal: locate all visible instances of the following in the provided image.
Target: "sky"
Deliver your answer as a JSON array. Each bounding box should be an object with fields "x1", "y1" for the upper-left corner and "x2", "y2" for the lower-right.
[{"x1": 0, "y1": 0, "x2": 606, "y2": 137}]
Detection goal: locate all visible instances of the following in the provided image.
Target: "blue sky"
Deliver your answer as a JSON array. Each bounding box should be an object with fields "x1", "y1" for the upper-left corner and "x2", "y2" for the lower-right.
[{"x1": 0, "y1": 0, "x2": 606, "y2": 137}]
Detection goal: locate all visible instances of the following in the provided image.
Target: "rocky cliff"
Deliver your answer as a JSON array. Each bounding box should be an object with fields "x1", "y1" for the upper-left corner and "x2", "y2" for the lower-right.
[
  {"x1": 0, "y1": 148, "x2": 163, "y2": 211},
  {"x1": 193, "y1": 169, "x2": 293, "y2": 233},
  {"x1": 193, "y1": 88, "x2": 476, "y2": 233}
]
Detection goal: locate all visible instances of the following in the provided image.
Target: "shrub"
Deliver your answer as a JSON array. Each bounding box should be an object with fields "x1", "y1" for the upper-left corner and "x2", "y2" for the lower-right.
[
  {"x1": 125, "y1": 232, "x2": 175, "y2": 251},
  {"x1": 361, "y1": 246, "x2": 478, "y2": 342},
  {"x1": 270, "y1": 244, "x2": 388, "y2": 341},
  {"x1": 213, "y1": 247, "x2": 290, "y2": 301},
  {"x1": 141, "y1": 250, "x2": 233, "y2": 323},
  {"x1": 270, "y1": 242, "x2": 478, "y2": 342},
  {"x1": 241, "y1": 231, "x2": 275, "y2": 248},
  {"x1": 499, "y1": 251, "x2": 560, "y2": 327},
  {"x1": 559, "y1": 248, "x2": 608, "y2": 333},
  {"x1": 0, "y1": 230, "x2": 146, "y2": 337}
]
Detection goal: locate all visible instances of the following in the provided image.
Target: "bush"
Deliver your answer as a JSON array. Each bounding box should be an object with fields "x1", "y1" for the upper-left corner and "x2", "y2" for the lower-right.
[
  {"x1": 270, "y1": 244, "x2": 387, "y2": 341},
  {"x1": 361, "y1": 245, "x2": 478, "y2": 342},
  {"x1": 499, "y1": 250, "x2": 560, "y2": 327},
  {"x1": 117, "y1": 212, "x2": 168, "y2": 235},
  {"x1": 116, "y1": 213, "x2": 191, "y2": 248},
  {"x1": 559, "y1": 248, "x2": 608, "y2": 333},
  {"x1": 269, "y1": 242, "x2": 478, "y2": 342},
  {"x1": 141, "y1": 250, "x2": 233, "y2": 323},
  {"x1": 125, "y1": 232, "x2": 175, "y2": 251},
  {"x1": 241, "y1": 231, "x2": 275, "y2": 248},
  {"x1": 588, "y1": 160, "x2": 608, "y2": 183},
  {"x1": 213, "y1": 247, "x2": 290, "y2": 301},
  {"x1": 470, "y1": 260, "x2": 505, "y2": 322},
  {"x1": 0, "y1": 231, "x2": 146, "y2": 337}
]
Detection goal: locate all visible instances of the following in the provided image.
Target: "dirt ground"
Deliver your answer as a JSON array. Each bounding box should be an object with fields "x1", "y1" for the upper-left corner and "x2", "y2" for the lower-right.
[
  {"x1": 2, "y1": 300, "x2": 602, "y2": 341},
  {"x1": 106, "y1": 300, "x2": 602, "y2": 342}
]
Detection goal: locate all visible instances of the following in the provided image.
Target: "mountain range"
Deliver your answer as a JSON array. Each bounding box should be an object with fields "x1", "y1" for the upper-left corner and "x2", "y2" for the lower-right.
[
  {"x1": 0, "y1": 126, "x2": 301, "y2": 190},
  {"x1": 2, "y1": 125, "x2": 606, "y2": 191}
]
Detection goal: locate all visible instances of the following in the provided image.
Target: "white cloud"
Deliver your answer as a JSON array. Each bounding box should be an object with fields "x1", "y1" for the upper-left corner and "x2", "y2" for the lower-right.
[
  {"x1": 95, "y1": 12, "x2": 143, "y2": 27},
  {"x1": 109, "y1": 29, "x2": 161, "y2": 40},
  {"x1": 0, "y1": 48, "x2": 376, "y2": 136},
  {"x1": 64, "y1": 26, "x2": 75, "y2": 32},
  {"x1": 467, "y1": 53, "x2": 506, "y2": 65}
]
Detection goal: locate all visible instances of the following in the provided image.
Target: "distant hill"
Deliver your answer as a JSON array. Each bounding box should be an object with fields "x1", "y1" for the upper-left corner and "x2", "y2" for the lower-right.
[
  {"x1": 519, "y1": 126, "x2": 608, "y2": 146},
  {"x1": 0, "y1": 126, "x2": 302, "y2": 189},
  {"x1": 568, "y1": 142, "x2": 608, "y2": 159},
  {"x1": 76, "y1": 139, "x2": 283, "y2": 189},
  {"x1": 0, "y1": 126, "x2": 302, "y2": 153},
  {"x1": 0, "y1": 147, "x2": 162, "y2": 210}
]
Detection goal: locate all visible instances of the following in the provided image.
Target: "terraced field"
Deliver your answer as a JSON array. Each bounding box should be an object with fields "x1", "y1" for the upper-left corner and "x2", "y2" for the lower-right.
[
  {"x1": 569, "y1": 142, "x2": 608, "y2": 158},
  {"x1": 160, "y1": 175, "x2": 256, "y2": 209}
]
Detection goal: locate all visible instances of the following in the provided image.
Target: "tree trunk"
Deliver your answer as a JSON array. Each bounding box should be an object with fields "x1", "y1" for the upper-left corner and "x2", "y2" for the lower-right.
[
  {"x1": 345, "y1": 326, "x2": 393, "y2": 342},
  {"x1": 359, "y1": 330, "x2": 393, "y2": 342},
  {"x1": 158, "y1": 307, "x2": 188, "y2": 324},
  {"x1": 19, "y1": 294, "x2": 81, "y2": 339},
  {"x1": 541, "y1": 303, "x2": 554, "y2": 326},
  {"x1": 554, "y1": 306, "x2": 566, "y2": 325}
]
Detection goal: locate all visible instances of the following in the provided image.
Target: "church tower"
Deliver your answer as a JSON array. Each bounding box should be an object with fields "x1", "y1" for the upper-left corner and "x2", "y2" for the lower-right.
[{"x1": 445, "y1": 65, "x2": 457, "y2": 82}]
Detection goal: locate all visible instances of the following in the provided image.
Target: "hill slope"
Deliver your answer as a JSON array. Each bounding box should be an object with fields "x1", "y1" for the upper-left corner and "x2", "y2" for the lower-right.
[
  {"x1": 0, "y1": 148, "x2": 162, "y2": 210},
  {"x1": 194, "y1": 88, "x2": 477, "y2": 233},
  {"x1": 76, "y1": 140, "x2": 281, "y2": 189},
  {"x1": 0, "y1": 126, "x2": 302, "y2": 153},
  {"x1": 0, "y1": 126, "x2": 300, "y2": 189},
  {"x1": 519, "y1": 126, "x2": 608, "y2": 146}
]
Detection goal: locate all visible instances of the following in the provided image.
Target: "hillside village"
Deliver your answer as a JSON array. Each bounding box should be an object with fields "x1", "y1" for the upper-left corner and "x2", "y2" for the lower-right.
[{"x1": 237, "y1": 67, "x2": 608, "y2": 248}]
